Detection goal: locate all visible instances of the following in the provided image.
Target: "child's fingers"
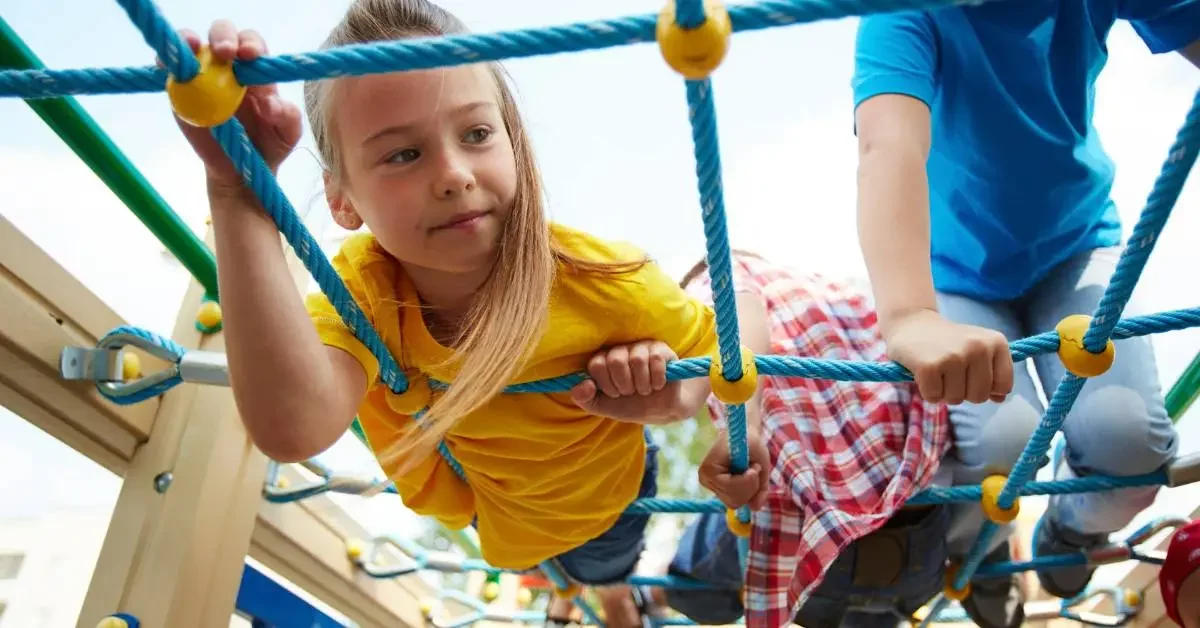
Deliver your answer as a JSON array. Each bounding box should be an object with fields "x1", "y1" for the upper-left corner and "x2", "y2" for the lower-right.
[
  {"x1": 237, "y1": 28, "x2": 268, "y2": 60},
  {"x1": 648, "y1": 343, "x2": 670, "y2": 391},
  {"x1": 208, "y1": 19, "x2": 239, "y2": 61},
  {"x1": 604, "y1": 345, "x2": 635, "y2": 396},
  {"x1": 627, "y1": 342, "x2": 652, "y2": 396},
  {"x1": 587, "y1": 353, "x2": 620, "y2": 399}
]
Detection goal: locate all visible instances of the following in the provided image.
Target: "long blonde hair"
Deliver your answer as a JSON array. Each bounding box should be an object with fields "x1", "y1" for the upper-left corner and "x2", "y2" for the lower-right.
[{"x1": 304, "y1": 0, "x2": 645, "y2": 473}]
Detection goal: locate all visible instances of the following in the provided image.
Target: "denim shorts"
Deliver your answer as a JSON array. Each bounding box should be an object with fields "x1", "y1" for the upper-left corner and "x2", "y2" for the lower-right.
[
  {"x1": 548, "y1": 429, "x2": 660, "y2": 585},
  {"x1": 666, "y1": 503, "x2": 951, "y2": 626}
]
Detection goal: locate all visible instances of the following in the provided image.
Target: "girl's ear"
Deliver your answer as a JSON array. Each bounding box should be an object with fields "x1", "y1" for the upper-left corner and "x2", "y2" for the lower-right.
[{"x1": 325, "y1": 171, "x2": 364, "y2": 230}]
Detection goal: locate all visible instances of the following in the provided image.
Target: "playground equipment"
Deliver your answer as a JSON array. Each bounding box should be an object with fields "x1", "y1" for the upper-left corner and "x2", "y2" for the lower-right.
[{"x1": 3, "y1": 0, "x2": 1200, "y2": 625}]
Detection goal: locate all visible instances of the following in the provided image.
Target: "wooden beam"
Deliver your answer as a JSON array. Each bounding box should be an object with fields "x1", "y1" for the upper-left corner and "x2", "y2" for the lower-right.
[
  {"x1": 0, "y1": 215, "x2": 157, "y2": 473},
  {"x1": 0, "y1": 215, "x2": 442, "y2": 627},
  {"x1": 75, "y1": 221, "x2": 274, "y2": 627}
]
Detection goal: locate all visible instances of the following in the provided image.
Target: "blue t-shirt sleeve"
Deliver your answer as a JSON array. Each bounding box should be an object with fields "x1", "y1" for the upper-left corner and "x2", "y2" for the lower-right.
[
  {"x1": 852, "y1": 12, "x2": 938, "y2": 109},
  {"x1": 1119, "y1": 0, "x2": 1200, "y2": 54}
]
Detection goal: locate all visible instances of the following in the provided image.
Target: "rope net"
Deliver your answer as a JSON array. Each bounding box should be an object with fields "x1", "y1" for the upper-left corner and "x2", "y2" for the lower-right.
[{"x1": 4, "y1": 0, "x2": 1200, "y2": 625}]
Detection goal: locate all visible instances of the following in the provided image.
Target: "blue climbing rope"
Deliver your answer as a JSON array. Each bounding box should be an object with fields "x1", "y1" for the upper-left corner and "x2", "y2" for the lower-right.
[
  {"x1": 0, "y1": 0, "x2": 995, "y2": 100},
  {"x1": 6, "y1": 0, "x2": 1199, "y2": 624}
]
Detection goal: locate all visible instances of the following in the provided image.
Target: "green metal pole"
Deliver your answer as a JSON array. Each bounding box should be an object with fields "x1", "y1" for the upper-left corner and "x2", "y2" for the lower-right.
[
  {"x1": 0, "y1": 17, "x2": 220, "y2": 299},
  {"x1": 1166, "y1": 350, "x2": 1200, "y2": 422}
]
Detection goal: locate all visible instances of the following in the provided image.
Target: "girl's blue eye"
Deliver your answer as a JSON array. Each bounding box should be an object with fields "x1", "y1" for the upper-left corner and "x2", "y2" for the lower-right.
[
  {"x1": 464, "y1": 127, "x2": 491, "y2": 144},
  {"x1": 387, "y1": 148, "x2": 420, "y2": 163}
]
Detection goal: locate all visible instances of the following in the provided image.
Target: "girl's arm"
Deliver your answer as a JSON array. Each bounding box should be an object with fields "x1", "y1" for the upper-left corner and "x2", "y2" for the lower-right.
[
  {"x1": 171, "y1": 23, "x2": 366, "y2": 462},
  {"x1": 209, "y1": 187, "x2": 365, "y2": 462}
]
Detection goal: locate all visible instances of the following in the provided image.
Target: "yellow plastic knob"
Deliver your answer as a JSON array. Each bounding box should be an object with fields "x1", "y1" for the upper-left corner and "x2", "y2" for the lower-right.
[
  {"x1": 1124, "y1": 589, "x2": 1142, "y2": 607},
  {"x1": 166, "y1": 45, "x2": 247, "y2": 128},
  {"x1": 517, "y1": 587, "x2": 533, "y2": 607},
  {"x1": 385, "y1": 371, "x2": 432, "y2": 415},
  {"x1": 96, "y1": 618, "x2": 130, "y2": 628},
  {"x1": 725, "y1": 508, "x2": 752, "y2": 538},
  {"x1": 656, "y1": 0, "x2": 732, "y2": 79},
  {"x1": 942, "y1": 562, "x2": 972, "y2": 601},
  {"x1": 121, "y1": 351, "x2": 142, "y2": 381},
  {"x1": 483, "y1": 581, "x2": 501, "y2": 602},
  {"x1": 709, "y1": 345, "x2": 758, "y2": 406},
  {"x1": 554, "y1": 582, "x2": 582, "y2": 599},
  {"x1": 196, "y1": 300, "x2": 223, "y2": 331},
  {"x1": 345, "y1": 538, "x2": 365, "y2": 561},
  {"x1": 979, "y1": 474, "x2": 1020, "y2": 524},
  {"x1": 1055, "y1": 314, "x2": 1115, "y2": 378},
  {"x1": 419, "y1": 598, "x2": 435, "y2": 616}
]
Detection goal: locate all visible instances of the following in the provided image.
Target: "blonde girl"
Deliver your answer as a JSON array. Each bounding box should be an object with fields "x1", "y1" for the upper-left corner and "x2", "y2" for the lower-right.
[{"x1": 172, "y1": 0, "x2": 769, "y2": 615}]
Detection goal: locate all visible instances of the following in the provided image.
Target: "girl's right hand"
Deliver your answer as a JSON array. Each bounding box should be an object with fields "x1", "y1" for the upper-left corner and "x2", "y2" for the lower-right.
[{"x1": 169, "y1": 21, "x2": 303, "y2": 194}]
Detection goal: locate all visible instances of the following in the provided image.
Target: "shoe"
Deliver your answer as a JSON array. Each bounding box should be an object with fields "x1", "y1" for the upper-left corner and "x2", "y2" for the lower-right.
[
  {"x1": 1033, "y1": 514, "x2": 1107, "y2": 599},
  {"x1": 960, "y1": 538, "x2": 1026, "y2": 628}
]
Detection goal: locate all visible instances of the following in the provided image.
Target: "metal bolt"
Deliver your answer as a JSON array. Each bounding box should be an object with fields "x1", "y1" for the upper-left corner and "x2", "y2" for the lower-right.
[{"x1": 154, "y1": 472, "x2": 173, "y2": 493}]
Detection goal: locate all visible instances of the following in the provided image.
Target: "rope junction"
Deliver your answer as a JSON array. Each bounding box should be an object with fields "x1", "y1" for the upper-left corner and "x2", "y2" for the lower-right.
[{"x1": 5, "y1": 0, "x2": 1199, "y2": 624}]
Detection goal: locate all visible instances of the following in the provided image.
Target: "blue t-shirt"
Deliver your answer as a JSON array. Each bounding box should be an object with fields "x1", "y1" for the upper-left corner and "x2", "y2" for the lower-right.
[{"x1": 853, "y1": 0, "x2": 1200, "y2": 300}]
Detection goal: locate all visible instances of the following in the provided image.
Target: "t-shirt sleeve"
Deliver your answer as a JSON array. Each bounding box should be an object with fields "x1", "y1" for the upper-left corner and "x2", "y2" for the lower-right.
[
  {"x1": 852, "y1": 12, "x2": 939, "y2": 110},
  {"x1": 304, "y1": 249, "x2": 382, "y2": 387},
  {"x1": 1120, "y1": 0, "x2": 1200, "y2": 54},
  {"x1": 631, "y1": 261, "x2": 720, "y2": 361}
]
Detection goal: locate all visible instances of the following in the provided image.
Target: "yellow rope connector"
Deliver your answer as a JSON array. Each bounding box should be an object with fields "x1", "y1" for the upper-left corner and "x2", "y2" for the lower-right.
[
  {"x1": 942, "y1": 562, "x2": 972, "y2": 601},
  {"x1": 483, "y1": 581, "x2": 501, "y2": 602},
  {"x1": 196, "y1": 300, "x2": 223, "y2": 331},
  {"x1": 166, "y1": 45, "x2": 247, "y2": 128},
  {"x1": 1124, "y1": 588, "x2": 1142, "y2": 607},
  {"x1": 419, "y1": 598, "x2": 435, "y2": 617},
  {"x1": 96, "y1": 617, "x2": 130, "y2": 628},
  {"x1": 121, "y1": 351, "x2": 141, "y2": 381},
  {"x1": 345, "y1": 538, "x2": 365, "y2": 562},
  {"x1": 709, "y1": 345, "x2": 758, "y2": 405},
  {"x1": 1056, "y1": 314, "x2": 1115, "y2": 378},
  {"x1": 979, "y1": 474, "x2": 1020, "y2": 524},
  {"x1": 554, "y1": 582, "x2": 582, "y2": 599},
  {"x1": 655, "y1": 0, "x2": 732, "y2": 80},
  {"x1": 517, "y1": 587, "x2": 533, "y2": 607},
  {"x1": 725, "y1": 508, "x2": 752, "y2": 538},
  {"x1": 385, "y1": 371, "x2": 432, "y2": 415},
  {"x1": 275, "y1": 476, "x2": 289, "y2": 489}
]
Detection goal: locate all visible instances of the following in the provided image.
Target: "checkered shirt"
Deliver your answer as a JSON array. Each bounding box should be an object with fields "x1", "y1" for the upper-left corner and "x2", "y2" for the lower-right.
[{"x1": 684, "y1": 252, "x2": 950, "y2": 627}]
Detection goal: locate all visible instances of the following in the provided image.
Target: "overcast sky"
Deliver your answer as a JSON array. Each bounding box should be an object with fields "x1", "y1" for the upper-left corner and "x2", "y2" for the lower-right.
[{"x1": 2, "y1": 0, "x2": 1199, "y2": 592}]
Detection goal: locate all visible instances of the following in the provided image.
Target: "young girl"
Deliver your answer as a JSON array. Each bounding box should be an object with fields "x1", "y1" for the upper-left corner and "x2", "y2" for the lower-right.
[
  {"x1": 170, "y1": 0, "x2": 770, "y2": 615},
  {"x1": 853, "y1": 4, "x2": 1198, "y2": 626}
]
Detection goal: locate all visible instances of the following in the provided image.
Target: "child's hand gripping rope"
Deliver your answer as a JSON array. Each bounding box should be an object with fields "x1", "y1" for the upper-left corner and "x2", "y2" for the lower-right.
[
  {"x1": 570, "y1": 340, "x2": 770, "y2": 511},
  {"x1": 166, "y1": 21, "x2": 302, "y2": 194}
]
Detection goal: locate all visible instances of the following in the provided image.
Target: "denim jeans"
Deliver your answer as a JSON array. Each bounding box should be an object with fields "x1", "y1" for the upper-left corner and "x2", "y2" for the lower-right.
[
  {"x1": 665, "y1": 505, "x2": 952, "y2": 627},
  {"x1": 936, "y1": 246, "x2": 1178, "y2": 558},
  {"x1": 549, "y1": 430, "x2": 660, "y2": 585}
]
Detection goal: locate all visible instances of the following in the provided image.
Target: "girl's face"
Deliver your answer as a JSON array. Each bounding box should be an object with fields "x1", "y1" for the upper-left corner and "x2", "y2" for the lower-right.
[{"x1": 329, "y1": 64, "x2": 517, "y2": 278}]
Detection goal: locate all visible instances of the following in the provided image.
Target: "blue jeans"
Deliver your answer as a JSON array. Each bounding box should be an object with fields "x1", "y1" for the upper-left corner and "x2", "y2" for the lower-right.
[
  {"x1": 937, "y1": 246, "x2": 1178, "y2": 557},
  {"x1": 548, "y1": 431, "x2": 660, "y2": 585},
  {"x1": 666, "y1": 505, "x2": 951, "y2": 627}
]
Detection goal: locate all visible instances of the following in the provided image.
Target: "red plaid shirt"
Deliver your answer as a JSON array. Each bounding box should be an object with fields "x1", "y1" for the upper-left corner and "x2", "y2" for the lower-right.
[{"x1": 684, "y1": 252, "x2": 950, "y2": 627}]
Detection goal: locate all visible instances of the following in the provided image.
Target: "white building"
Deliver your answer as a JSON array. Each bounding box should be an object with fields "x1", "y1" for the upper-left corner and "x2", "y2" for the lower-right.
[{"x1": 0, "y1": 506, "x2": 114, "y2": 628}]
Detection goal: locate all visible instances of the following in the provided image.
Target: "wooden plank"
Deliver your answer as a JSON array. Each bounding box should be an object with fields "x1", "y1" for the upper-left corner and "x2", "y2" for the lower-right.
[
  {"x1": 75, "y1": 224, "x2": 272, "y2": 628},
  {"x1": 0, "y1": 216, "x2": 158, "y2": 468}
]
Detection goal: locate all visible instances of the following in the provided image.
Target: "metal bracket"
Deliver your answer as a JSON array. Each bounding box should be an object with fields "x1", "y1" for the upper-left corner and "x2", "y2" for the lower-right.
[
  {"x1": 60, "y1": 346, "x2": 125, "y2": 382},
  {"x1": 1167, "y1": 451, "x2": 1200, "y2": 488}
]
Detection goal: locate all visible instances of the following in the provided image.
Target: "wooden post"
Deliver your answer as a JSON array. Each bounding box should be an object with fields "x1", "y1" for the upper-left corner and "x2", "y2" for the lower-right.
[{"x1": 75, "y1": 224, "x2": 280, "y2": 628}]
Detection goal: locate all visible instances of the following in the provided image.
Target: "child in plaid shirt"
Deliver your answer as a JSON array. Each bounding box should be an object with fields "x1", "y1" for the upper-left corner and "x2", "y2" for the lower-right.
[{"x1": 586, "y1": 250, "x2": 972, "y2": 627}]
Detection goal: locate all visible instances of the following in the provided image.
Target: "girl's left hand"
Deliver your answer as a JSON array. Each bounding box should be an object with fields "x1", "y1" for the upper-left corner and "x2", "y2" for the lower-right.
[{"x1": 569, "y1": 340, "x2": 689, "y2": 423}]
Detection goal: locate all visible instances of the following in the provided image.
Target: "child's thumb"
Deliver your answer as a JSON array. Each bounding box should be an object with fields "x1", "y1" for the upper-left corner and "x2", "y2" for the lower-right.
[{"x1": 569, "y1": 380, "x2": 599, "y2": 410}]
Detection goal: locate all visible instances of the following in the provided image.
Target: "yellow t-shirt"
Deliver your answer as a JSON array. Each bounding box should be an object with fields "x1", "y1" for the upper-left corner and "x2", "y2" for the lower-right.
[{"x1": 304, "y1": 223, "x2": 719, "y2": 569}]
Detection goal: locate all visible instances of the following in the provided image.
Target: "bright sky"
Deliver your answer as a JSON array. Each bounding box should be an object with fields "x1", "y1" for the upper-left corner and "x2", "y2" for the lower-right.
[{"x1": 2, "y1": 0, "x2": 1200, "y2": 596}]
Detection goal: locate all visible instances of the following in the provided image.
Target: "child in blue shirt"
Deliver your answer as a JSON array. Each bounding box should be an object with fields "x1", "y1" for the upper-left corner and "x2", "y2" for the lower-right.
[{"x1": 852, "y1": 2, "x2": 1200, "y2": 627}]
